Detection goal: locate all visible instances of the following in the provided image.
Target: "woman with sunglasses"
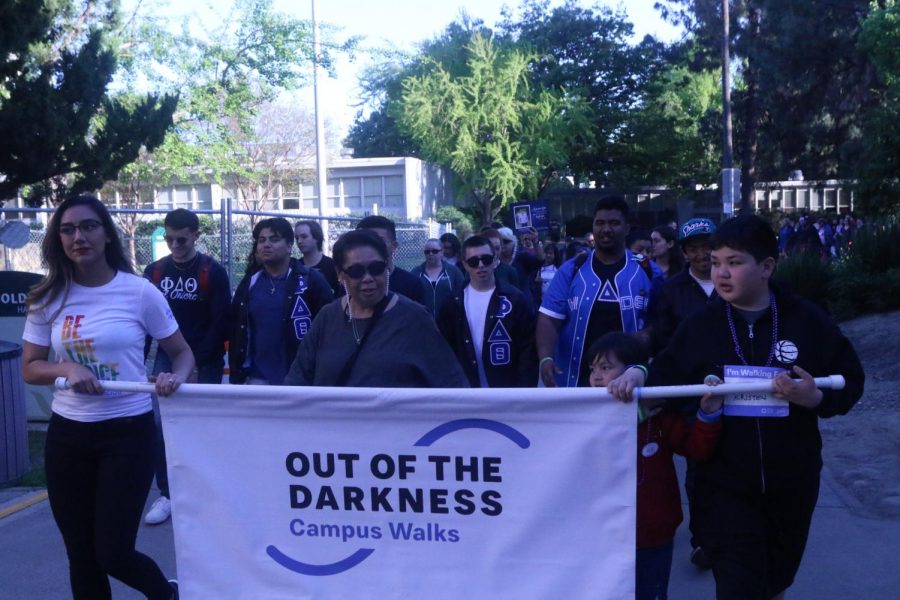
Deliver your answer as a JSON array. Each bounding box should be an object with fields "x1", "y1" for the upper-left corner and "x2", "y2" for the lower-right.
[
  {"x1": 285, "y1": 229, "x2": 467, "y2": 387},
  {"x1": 411, "y1": 238, "x2": 464, "y2": 319},
  {"x1": 22, "y1": 194, "x2": 191, "y2": 600}
]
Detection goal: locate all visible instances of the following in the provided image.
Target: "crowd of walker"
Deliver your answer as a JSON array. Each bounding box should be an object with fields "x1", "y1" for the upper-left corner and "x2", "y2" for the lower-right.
[{"x1": 19, "y1": 193, "x2": 865, "y2": 600}]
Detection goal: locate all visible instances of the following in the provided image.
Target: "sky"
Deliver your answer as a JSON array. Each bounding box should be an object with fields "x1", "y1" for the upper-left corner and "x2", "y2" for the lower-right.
[{"x1": 124, "y1": 0, "x2": 683, "y2": 139}]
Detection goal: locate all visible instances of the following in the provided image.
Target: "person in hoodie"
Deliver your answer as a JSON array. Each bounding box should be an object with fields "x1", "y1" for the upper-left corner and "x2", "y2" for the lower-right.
[
  {"x1": 411, "y1": 238, "x2": 464, "y2": 320},
  {"x1": 607, "y1": 214, "x2": 865, "y2": 600}
]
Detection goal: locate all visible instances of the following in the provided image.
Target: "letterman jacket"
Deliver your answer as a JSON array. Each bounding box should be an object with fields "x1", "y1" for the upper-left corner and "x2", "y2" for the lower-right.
[
  {"x1": 437, "y1": 282, "x2": 537, "y2": 388},
  {"x1": 229, "y1": 258, "x2": 334, "y2": 384},
  {"x1": 539, "y1": 249, "x2": 655, "y2": 387},
  {"x1": 647, "y1": 284, "x2": 865, "y2": 496}
]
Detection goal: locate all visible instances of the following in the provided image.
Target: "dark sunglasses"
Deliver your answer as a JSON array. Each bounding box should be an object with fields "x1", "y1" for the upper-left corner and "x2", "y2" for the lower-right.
[
  {"x1": 424, "y1": 248, "x2": 441, "y2": 255},
  {"x1": 59, "y1": 220, "x2": 102, "y2": 236},
  {"x1": 464, "y1": 254, "x2": 495, "y2": 268},
  {"x1": 165, "y1": 236, "x2": 191, "y2": 246},
  {"x1": 342, "y1": 260, "x2": 388, "y2": 279}
]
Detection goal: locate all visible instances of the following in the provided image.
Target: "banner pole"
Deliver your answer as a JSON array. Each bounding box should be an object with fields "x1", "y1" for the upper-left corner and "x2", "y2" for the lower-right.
[{"x1": 54, "y1": 376, "x2": 845, "y2": 400}]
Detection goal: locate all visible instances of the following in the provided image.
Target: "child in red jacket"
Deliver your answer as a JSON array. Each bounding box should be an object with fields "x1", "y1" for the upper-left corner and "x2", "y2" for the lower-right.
[{"x1": 587, "y1": 333, "x2": 723, "y2": 600}]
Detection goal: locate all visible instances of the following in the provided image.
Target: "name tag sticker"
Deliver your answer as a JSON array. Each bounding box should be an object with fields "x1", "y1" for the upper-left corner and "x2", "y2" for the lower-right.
[{"x1": 723, "y1": 365, "x2": 789, "y2": 418}]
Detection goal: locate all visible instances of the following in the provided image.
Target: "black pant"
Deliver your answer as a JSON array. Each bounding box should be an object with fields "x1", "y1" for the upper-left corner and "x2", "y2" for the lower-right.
[
  {"x1": 45, "y1": 412, "x2": 173, "y2": 600},
  {"x1": 695, "y1": 478, "x2": 819, "y2": 599}
]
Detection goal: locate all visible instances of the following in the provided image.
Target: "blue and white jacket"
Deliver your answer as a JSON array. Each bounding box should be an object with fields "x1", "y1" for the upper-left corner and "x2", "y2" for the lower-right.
[{"x1": 539, "y1": 249, "x2": 656, "y2": 387}]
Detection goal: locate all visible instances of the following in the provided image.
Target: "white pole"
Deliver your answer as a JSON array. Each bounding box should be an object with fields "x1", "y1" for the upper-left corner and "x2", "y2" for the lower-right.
[
  {"x1": 312, "y1": 0, "x2": 329, "y2": 242},
  {"x1": 55, "y1": 376, "x2": 845, "y2": 400}
]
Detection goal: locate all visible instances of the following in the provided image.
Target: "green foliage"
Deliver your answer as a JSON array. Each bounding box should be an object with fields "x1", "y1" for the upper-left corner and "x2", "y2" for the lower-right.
[
  {"x1": 0, "y1": 0, "x2": 177, "y2": 205},
  {"x1": 614, "y1": 60, "x2": 722, "y2": 190},
  {"x1": 435, "y1": 206, "x2": 475, "y2": 238},
  {"x1": 113, "y1": 0, "x2": 356, "y2": 204},
  {"x1": 857, "y1": 1, "x2": 900, "y2": 215},
  {"x1": 773, "y1": 252, "x2": 833, "y2": 311},
  {"x1": 840, "y1": 222, "x2": 900, "y2": 274},
  {"x1": 396, "y1": 34, "x2": 587, "y2": 226}
]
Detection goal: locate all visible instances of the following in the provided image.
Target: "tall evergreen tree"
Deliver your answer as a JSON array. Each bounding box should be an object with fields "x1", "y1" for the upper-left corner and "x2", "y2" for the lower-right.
[{"x1": 0, "y1": 0, "x2": 176, "y2": 205}]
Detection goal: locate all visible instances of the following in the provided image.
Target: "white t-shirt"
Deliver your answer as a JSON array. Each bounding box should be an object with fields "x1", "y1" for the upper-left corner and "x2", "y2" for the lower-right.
[
  {"x1": 464, "y1": 286, "x2": 494, "y2": 388},
  {"x1": 689, "y1": 271, "x2": 716, "y2": 297},
  {"x1": 22, "y1": 272, "x2": 179, "y2": 422}
]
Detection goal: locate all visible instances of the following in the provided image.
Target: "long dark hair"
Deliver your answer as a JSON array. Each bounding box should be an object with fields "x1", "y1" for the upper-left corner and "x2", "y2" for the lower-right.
[
  {"x1": 27, "y1": 194, "x2": 132, "y2": 315},
  {"x1": 652, "y1": 225, "x2": 684, "y2": 275}
]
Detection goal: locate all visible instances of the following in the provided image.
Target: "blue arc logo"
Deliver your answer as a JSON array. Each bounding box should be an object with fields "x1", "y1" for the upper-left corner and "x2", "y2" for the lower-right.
[{"x1": 267, "y1": 418, "x2": 530, "y2": 576}]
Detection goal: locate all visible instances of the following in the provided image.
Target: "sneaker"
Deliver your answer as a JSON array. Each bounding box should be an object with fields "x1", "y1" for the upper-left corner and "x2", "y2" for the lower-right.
[
  {"x1": 690, "y1": 545, "x2": 713, "y2": 570},
  {"x1": 168, "y1": 579, "x2": 179, "y2": 600},
  {"x1": 144, "y1": 496, "x2": 172, "y2": 525}
]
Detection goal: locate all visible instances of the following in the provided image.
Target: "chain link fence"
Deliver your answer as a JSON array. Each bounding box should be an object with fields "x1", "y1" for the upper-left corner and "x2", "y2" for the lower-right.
[{"x1": 2, "y1": 204, "x2": 438, "y2": 287}]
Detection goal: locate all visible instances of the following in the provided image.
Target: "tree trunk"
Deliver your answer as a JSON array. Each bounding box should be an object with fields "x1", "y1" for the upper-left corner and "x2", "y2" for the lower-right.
[{"x1": 740, "y1": 5, "x2": 761, "y2": 213}]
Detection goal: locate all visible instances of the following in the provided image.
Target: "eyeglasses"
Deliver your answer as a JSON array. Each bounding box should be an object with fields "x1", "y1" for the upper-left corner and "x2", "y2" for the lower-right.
[
  {"x1": 464, "y1": 254, "x2": 495, "y2": 268},
  {"x1": 501, "y1": 239, "x2": 515, "y2": 245},
  {"x1": 165, "y1": 236, "x2": 191, "y2": 246},
  {"x1": 424, "y1": 248, "x2": 441, "y2": 255},
  {"x1": 342, "y1": 260, "x2": 388, "y2": 279},
  {"x1": 59, "y1": 220, "x2": 102, "y2": 236}
]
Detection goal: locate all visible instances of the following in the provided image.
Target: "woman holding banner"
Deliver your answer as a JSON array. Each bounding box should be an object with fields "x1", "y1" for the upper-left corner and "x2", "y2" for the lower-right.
[
  {"x1": 22, "y1": 194, "x2": 189, "y2": 600},
  {"x1": 285, "y1": 229, "x2": 467, "y2": 387}
]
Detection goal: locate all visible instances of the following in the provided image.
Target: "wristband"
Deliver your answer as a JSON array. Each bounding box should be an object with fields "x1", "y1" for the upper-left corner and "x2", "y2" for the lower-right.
[
  {"x1": 539, "y1": 356, "x2": 555, "y2": 368},
  {"x1": 697, "y1": 407, "x2": 723, "y2": 423},
  {"x1": 626, "y1": 364, "x2": 649, "y2": 379}
]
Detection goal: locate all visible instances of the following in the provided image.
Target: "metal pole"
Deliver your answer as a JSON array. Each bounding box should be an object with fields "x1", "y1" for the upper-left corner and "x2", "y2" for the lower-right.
[
  {"x1": 312, "y1": 0, "x2": 329, "y2": 244},
  {"x1": 722, "y1": 0, "x2": 733, "y2": 169},
  {"x1": 225, "y1": 197, "x2": 234, "y2": 285}
]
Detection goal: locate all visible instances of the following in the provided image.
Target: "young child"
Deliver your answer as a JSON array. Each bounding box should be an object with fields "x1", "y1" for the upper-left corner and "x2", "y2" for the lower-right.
[
  {"x1": 587, "y1": 332, "x2": 723, "y2": 600},
  {"x1": 608, "y1": 214, "x2": 865, "y2": 600}
]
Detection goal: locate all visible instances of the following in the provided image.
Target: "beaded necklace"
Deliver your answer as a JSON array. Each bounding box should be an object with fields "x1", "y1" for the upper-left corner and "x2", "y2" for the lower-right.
[{"x1": 725, "y1": 292, "x2": 779, "y2": 366}]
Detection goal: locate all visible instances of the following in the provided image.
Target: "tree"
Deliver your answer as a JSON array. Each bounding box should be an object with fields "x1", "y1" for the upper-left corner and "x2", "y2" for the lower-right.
[
  {"x1": 396, "y1": 34, "x2": 587, "y2": 226},
  {"x1": 113, "y1": 0, "x2": 356, "y2": 210},
  {"x1": 657, "y1": 0, "x2": 878, "y2": 192},
  {"x1": 612, "y1": 58, "x2": 722, "y2": 192},
  {"x1": 857, "y1": 0, "x2": 900, "y2": 215},
  {"x1": 0, "y1": 0, "x2": 176, "y2": 205},
  {"x1": 497, "y1": 0, "x2": 665, "y2": 185}
]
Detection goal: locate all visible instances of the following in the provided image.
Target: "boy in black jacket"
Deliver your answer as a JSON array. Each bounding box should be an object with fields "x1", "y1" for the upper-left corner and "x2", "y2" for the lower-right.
[
  {"x1": 437, "y1": 235, "x2": 536, "y2": 387},
  {"x1": 608, "y1": 214, "x2": 864, "y2": 600}
]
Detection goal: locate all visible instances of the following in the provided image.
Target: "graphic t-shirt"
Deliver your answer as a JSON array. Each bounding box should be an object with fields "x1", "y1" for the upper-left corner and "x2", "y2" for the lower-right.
[
  {"x1": 22, "y1": 272, "x2": 178, "y2": 422},
  {"x1": 581, "y1": 255, "x2": 626, "y2": 384},
  {"x1": 464, "y1": 286, "x2": 495, "y2": 388}
]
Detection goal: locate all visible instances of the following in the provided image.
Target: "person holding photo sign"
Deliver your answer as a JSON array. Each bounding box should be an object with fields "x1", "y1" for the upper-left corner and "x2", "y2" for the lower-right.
[{"x1": 607, "y1": 214, "x2": 864, "y2": 600}]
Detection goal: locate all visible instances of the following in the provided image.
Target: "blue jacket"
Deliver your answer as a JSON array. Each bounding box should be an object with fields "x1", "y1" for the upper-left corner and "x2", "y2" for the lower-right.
[
  {"x1": 539, "y1": 249, "x2": 656, "y2": 387},
  {"x1": 411, "y1": 260, "x2": 465, "y2": 319}
]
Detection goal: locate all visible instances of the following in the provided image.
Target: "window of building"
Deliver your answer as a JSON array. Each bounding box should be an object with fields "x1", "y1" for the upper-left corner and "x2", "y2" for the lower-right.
[
  {"x1": 195, "y1": 185, "x2": 213, "y2": 210},
  {"x1": 384, "y1": 175, "x2": 404, "y2": 208},
  {"x1": 342, "y1": 177, "x2": 362, "y2": 209}
]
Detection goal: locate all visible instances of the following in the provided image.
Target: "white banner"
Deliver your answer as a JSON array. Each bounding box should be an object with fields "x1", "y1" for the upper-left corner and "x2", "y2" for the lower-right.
[{"x1": 160, "y1": 387, "x2": 636, "y2": 600}]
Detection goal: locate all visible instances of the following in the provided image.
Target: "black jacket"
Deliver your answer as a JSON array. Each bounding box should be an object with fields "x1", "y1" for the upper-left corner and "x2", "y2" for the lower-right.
[
  {"x1": 229, "y1": 258, "x2": 333, "y2": 384},
  {"x1": 648, "y1": 285, "x2": 864, "y2": 496},
  {"x1": 437, "y1": 282, "x2": 537, "y2": 388},
  {"x1": 653, "y1": 267, "x2": 718, "y2": 353}
]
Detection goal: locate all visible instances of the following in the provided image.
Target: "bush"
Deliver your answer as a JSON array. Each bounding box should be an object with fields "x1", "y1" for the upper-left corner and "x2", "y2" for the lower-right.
[
  {"x1": 841, "y1": 223, "x2": 900, "y2": 274},
  {"x1": 774, "y1": 252, "x2": 833, "y2": 311},
  {"x1": 828, "y1": 267, "x2": 900, "y2": 321},
  {"x1": 435, "y1": 206, "x2": 474, "y2": 238}
]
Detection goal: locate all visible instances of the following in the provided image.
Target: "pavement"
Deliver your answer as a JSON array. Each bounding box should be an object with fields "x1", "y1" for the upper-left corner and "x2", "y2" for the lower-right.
[{"x1": 2, "y1": 457, "x2": 899, "y2": 599}]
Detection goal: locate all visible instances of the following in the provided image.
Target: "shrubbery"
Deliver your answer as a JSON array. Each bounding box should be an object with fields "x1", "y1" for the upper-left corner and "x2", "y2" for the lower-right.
[{"x1": 776, "y1": 222, "x2": 900, "y2": 321}]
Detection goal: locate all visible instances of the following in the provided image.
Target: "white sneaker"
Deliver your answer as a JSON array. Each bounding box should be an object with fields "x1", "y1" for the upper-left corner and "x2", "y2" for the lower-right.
[{"x1": 144, "y1": 496, "x2": 172, "y2": 525}]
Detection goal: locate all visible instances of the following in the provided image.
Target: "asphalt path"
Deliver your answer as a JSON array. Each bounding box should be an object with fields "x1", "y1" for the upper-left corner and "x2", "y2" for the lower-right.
[{"x1": 2, "y1": 458, "x2": 898, "y2": 598}]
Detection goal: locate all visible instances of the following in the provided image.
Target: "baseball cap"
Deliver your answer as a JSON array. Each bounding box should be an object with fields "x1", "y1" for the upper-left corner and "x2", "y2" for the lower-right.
[{"x1": 679, "y1": 218, "x2": 716, "y2": 243}]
